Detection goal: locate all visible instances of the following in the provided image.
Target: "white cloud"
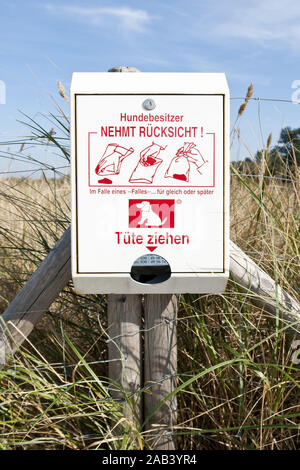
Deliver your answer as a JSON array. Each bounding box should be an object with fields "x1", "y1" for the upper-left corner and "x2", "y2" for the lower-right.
[
  {"x1": 205, "y1": 0, "x2": 300, "y2": 48},
  {"x1": 45, "y1": 4, "x2": 153, "y2": 33}
]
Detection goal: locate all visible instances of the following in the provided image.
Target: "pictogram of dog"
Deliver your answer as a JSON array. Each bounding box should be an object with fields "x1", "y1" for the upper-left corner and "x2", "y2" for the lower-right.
[{"x1": 136, "y1": 201, "x2": 167, "y2": 227}]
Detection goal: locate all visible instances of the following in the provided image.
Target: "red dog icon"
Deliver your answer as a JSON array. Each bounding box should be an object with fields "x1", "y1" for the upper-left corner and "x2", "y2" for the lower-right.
[{"x1": 129, "y1": 199, "x2": 175, "y2": 228}]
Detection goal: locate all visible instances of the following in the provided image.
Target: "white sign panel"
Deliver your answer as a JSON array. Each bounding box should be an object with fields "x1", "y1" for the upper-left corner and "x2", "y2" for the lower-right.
[{"x1": 71, "y1": 73, "x2": 229, "y2": 293}]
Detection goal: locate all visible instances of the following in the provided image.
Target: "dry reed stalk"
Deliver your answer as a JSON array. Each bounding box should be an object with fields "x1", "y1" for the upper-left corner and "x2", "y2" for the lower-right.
[
  {"x1": 245, "y1": 82, "x2": 253, "y2": 102},
  {"x1": 238, "y1": 82, "x2": 254, "y2": 117},
  {"x1": 57, "y1": 80, "x2": 69, "y2": 103}
]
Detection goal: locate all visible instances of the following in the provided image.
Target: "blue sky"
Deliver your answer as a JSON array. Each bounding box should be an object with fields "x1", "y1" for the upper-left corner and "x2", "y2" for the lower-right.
[{"x1": 0, "y1": 0, "x2": 300, "y2": 172}]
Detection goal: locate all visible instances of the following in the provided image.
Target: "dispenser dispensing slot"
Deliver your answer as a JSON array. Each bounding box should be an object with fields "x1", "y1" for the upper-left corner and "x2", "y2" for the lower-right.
[{"x1": 130, "y1": 254, "x2": 171, "y2": 284}]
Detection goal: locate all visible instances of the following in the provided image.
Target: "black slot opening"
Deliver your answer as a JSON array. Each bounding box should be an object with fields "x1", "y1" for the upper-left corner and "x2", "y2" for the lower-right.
[{"x1": 130, "y1": 255, "x2": 171, "y2": 284}]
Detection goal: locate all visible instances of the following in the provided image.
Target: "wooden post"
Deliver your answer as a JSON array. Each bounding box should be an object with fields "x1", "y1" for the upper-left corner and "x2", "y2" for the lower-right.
[
  {"x1": 107, "y1": 295, "x2": 142, "y2": 426},
  {"x1": 144, "y1": 294, "x2": 178, "y2": 450},
  {"x1": 105, "y1": 66, "x2": 178, "y2": 449},
  {"x1": 105, "y1": 66, "x2": 143, "y2": 434}
]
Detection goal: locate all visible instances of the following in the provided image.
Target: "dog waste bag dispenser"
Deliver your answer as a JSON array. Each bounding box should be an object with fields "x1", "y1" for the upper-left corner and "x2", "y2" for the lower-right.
[{"x1": 71, "y1": 73, "x2": 229, "y2": 294}]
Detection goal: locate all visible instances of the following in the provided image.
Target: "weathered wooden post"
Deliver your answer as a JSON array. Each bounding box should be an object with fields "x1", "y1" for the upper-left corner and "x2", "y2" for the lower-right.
[
  {"x1": 107, "y1": 294, "x2": 142, "y2": 426},
  {"x1": 105, "y1": 68, "x2": 143, "y2": 430},
  {"x1": 144, "y1": 294, "x2": 177, "y2": 449},
  {"x1": 105, "y1": 68, "x2": 177, "y2": 447}
]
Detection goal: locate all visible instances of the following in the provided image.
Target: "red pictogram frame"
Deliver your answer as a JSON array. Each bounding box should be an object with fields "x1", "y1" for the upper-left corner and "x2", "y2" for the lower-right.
[{"x1": 88, "y1": 132, "x2": 216, "y2": 188}]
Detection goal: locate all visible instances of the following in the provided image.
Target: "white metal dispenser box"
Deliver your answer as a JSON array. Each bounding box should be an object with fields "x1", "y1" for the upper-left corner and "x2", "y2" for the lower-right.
[{"x1": 71, "y1": 72, "x2": 229, "y2": 294}]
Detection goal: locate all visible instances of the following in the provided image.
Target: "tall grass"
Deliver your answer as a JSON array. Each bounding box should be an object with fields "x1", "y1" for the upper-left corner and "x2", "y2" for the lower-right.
[{"x1": 0, "y1": 98, "x2": 299, "y2": 450}]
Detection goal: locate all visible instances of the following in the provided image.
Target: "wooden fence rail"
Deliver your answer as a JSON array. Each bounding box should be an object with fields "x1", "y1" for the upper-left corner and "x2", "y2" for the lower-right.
[{"x1": 0, "y1": 227, "x2": 71, "y2": 357}]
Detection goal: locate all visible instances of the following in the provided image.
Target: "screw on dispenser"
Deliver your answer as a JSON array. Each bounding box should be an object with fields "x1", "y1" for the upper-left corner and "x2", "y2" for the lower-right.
[{"x1": 143, "y1": 98, "x2": 156, "y2": 111}]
